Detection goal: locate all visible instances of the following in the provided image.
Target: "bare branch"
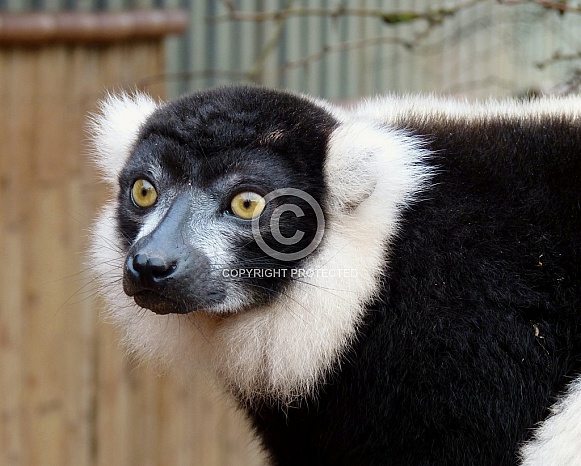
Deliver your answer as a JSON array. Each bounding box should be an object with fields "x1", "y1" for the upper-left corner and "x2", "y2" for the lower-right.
[
  {"x1": 536, "y1": 51, "x2": 581, "y2": 69},
  {"x1": 531, "y1": 0, "x2": 581, "y2": 13},
  {"x1": 213, "y1": 0, "x2": 486, "y2": 25},
  {"x1": 277, "y1": 36, "x2": 411, "y2": 74},
  {"x1": 499, "y1": 0, "x2": 581, "y2": 14}
]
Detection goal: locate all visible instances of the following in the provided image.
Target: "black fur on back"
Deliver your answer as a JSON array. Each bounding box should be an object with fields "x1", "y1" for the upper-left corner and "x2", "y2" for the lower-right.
[{"x1": 248, "y1": 112, "x2": 581, "y2": 465}]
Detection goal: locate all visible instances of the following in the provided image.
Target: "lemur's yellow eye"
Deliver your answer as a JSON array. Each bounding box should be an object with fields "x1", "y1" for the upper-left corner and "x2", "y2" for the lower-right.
[
  {"x1": 131, "y1": 179, "x2": 158, "y2": 208},
  {"x1": 230, "y1": 191, "x2": 266, "y2": 219}
]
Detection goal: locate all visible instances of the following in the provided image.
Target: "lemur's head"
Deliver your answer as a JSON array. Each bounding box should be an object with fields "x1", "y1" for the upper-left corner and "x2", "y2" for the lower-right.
[
  {"x1": 89, "y1": 85, "x2": 429, "y2": 403},
  {"x1": 106, "y1": 86, "x2": 338, "y2": 315}
]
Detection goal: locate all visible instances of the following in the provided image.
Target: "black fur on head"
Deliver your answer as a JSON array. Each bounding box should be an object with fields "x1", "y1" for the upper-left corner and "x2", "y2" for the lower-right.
[{"x1": 115, "y1": 86, "x2": 339, "y2": 314}]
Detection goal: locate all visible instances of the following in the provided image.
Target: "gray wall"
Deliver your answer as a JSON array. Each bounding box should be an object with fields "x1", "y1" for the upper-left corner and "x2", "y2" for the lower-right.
[{"x1": 3, "y1": 1, "x2": 581, "y2": 98}]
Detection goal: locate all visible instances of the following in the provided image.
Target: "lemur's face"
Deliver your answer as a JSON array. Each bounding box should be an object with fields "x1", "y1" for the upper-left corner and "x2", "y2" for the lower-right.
[
  {"x1": 113, "y1": 87, "x2": 337, "y2": 315},
  {"x1": 90, "y1": 85, "x2": 427, "y2": 401}
]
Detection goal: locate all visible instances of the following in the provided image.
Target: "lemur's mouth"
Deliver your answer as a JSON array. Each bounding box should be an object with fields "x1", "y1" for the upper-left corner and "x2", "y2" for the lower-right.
[
  {"x1": 129, "y1": 288, "x2": 228, "y2": 315},
  {"x1": 132, "y1": 290, "x2": 190, "y2": 315}
]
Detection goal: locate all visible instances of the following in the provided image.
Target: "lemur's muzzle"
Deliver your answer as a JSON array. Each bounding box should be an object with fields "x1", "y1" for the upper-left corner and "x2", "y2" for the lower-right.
[{"x1": 123, "y1": 195, "x2": 226, "y2": 314}]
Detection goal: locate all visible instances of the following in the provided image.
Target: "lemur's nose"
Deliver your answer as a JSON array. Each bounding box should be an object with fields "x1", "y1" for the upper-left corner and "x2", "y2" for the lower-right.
[{"x1": 126, "y1": 252, "x2": 177, "y2": 288}]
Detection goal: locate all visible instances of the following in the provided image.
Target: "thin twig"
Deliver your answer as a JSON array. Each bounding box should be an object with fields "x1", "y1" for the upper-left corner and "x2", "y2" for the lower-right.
[
  {"x1": 536, "y1": 51, "x2": 581, "y2": 69},
  {"x1": 278, "y1": 34, "x2": 423, "y2": 75},
  {"x1": 530, "y1": 0, "x2": 581, "y2": 14},
  {"x1": 214, "y1": 0, "x2": 486, "y2": 25},
  {"x1": 499, "y1": 0, "x2": 581, "y2": 13}
]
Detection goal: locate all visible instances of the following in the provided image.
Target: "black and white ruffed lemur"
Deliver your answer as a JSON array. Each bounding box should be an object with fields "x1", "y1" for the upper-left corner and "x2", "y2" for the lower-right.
[{"x1": 88, "y1": 85, "x2": 581, "y2": 466}]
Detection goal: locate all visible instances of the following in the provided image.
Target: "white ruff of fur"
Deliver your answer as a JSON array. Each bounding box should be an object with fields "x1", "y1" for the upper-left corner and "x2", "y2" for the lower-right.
[
  {"x1": 89, "y1": 92, "x2": 432, "y2": 405},
  {"x1": 519, "y1": 379, "x2": 581, "y2": 466},
  {"x1": 87, "y1": 92, "x2": 158, "y2": 185}
]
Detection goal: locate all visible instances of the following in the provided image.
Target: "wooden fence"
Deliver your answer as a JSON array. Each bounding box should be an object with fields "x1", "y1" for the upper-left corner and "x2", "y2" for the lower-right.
[{"x1": 0, "y1": 11, "x2": 265, "y2": 466}]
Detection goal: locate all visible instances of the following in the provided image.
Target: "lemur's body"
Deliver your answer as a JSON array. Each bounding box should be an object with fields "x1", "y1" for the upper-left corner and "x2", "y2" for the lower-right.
[{"x1": 89, "y1": 87, "x2": 581, "y2": 465}]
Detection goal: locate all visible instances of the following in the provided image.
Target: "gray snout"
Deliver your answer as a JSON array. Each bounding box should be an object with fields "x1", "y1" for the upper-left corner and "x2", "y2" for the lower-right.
[{"x1": 122, "y1": 195, "x2": 226, "y2": 314}]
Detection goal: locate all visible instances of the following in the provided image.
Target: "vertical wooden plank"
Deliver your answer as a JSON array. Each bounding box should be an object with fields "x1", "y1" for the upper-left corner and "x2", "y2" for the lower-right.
[
  {"x1": 140, "y1": 40, "x2": 166, "y2": 98},
  {"x1": 23, "y1": 184, "x2": 68, "y2": 466},
  {"x1": 35, "y1": 46, "x2": 71, "y2": 180},
  {"x1": 60, "y1": 44, "x2": 99, "y2": 466},
  {"x1": 95, "y1": 320, "x2": 132, "y2": 466},
  {"x1": 2, "y1": 47, "x2": 39, "y2": 466},
  {"x1": 0, "y1": 229, "x2": 24, "y2": 466},
  {"x1": 0, "y1": 50, "x2": 25, "y2": 466}
]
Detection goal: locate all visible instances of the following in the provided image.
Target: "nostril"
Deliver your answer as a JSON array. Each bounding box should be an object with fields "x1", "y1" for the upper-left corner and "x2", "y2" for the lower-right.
[{"x1": 132, "y1": 253, "x2": 177, "y2": 285}]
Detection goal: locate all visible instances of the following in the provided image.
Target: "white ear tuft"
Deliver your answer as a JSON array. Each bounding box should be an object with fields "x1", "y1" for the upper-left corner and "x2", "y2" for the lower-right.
[
  {"x1": 88, "y1": 92, "x2": 160, "y2": 182},
  {"x1": 324, "y1": 121, "x2": 381, "y2": 213},
  {"x1": 325, "y1": 119, "x2": 430, "y2": 215}
]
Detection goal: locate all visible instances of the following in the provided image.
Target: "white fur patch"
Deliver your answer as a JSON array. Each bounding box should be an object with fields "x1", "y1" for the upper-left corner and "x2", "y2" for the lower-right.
[
  {"x1": 88, "y1": 91, "x2": 432, "y2": 405},
  {"x1": 353, "y1": 93, "x2": 581, "y2": 126},
  {"x1": 88, "y1": 92, "x2": 159, "y2": 184},
  {"x1": 520, "y1": 378, "x2": 581, "y2": 466}
]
